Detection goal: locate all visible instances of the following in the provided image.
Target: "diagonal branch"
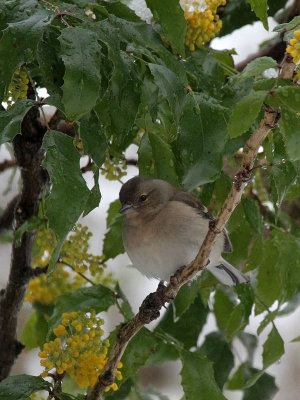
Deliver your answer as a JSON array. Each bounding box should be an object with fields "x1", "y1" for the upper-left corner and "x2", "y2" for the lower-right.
[{"x1": 86, "y1": 54, "x2": 294, "y2": 400}]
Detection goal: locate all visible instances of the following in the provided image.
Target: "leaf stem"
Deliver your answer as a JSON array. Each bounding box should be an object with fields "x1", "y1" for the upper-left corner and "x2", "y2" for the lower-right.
[{"x1": 60, "y1": 259, "x2": 96, "y2": 286}]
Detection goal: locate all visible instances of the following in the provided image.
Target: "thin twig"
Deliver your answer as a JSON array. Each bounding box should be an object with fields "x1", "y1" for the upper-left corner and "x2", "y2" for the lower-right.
[
  {"x1": 85, "y1": 54, "x2": 294, "y2": 400},
  {"x1": 0, "y1": 159, "x2": 17, "y2": 173}
]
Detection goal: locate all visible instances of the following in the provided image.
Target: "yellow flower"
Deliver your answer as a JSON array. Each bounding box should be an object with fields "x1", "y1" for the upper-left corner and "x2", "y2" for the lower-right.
[{"x1": 53, "y1": 325, "x2": 67, "y2": 336}]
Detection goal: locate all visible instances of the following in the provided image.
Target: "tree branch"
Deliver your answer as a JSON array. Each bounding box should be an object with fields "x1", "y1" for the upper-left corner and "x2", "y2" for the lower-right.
[
  {"x1": 0, "y1": 159, "x2": 17, "y2": 173},
  {"x1": 0, "y1": 105, "x2": 49, "y2": 380},
  {"x1": 235, "y1": 0, "x2": 300, "y2": 71},
  {"x1": 86, "y1": 53, "x2": 294, "y2": 400}
]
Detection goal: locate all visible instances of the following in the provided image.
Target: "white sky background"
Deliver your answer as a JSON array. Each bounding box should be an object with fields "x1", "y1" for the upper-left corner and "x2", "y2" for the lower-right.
[{"x1": 0, "y1": 2, "x2": 300, "y2": 400}]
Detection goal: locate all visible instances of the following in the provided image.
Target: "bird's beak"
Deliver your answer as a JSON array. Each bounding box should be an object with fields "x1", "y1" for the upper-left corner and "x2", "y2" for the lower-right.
[{"x1": 119, "y1": 204, "x2": 135, "y2": 214}]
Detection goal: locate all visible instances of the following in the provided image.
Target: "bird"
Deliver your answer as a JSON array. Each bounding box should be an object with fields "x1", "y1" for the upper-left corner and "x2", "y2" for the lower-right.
[{"x1": 119, "y1": 176, "x2": 249, "y2": 286}]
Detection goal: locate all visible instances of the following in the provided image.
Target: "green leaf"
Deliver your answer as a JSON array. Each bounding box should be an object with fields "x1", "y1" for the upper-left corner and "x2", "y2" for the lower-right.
[
  {"x1": 214, "y1": 288, "x2": 235, "y2": 331},
  {"x1": 48, "y1": 284, "x2": 115, "y2": 335},
  {"x1": 176, "y1": 95, "x2": 227, "y2": 190},
  {"x1": 240, "y1": 57, "x2": 277, "y2": 79},
  {"x1": 121, "y1": 328, "x2": 159, "y2": 382},
  {"x1": 0, "y1": 100, "x2": 34, "y2": 145},
  {"x1": 42, "y1": 130, "x2": 90, "y2": 242},
  {"x1": 145, "y1": 0, "x2": 186, "y2": 55},
  {"x1": 246, "y1": 327, "x2": 284, "y2": 388},
  {"x1": 14, "y1": 216, "x2": 45, "y2": 247},
  {"x1": 115, "y1": 282, "x2": 134, "y2": 321},
  {"x1": 270, "y1": 161, "x2": 297, "y2": 209},
  {"x1": 247, "y1": 0, "x2": 268, "y2": 30},
  {"x1": 148, "y1": 64, "x2": 186, "y2": 124},
  {"x1": 243, "y1": 371, "x2": 278, "y2": 400},
  {"x1": 263, "y1": 326, "x2": 284, "y2": 368},
  {"x1": 0, "y1": 0, "x2": 54, "y2": 100},
  {"x1": 173, "y1": 280, "x2": 200, "y2": 318},
  {"x1": 280, "y1": 109, "x2": 300, "y2": 161},
  {"x1": 59, "y1": 27, "x2": 102, "y2": 120},
  {"x1": 273, "y1": 15, "x2": 300, "y2": 33},
  {"x1": 80, "y1": 112, "x2": 107, "y2": 167},
  {"x1": 0, "y1": 375, "x2": 50, "y2": 400},
  {"x1": 83, "y1": 169, "x2": 101, "y2": 217},
  {"x1": 226, "y1": 285, "x2": 254, "y2": 339},
  {"x1": 158, "y1": 296, "x2": 208, "y2": 349},
  {"x1": 274, "y1": 86, "x2": 300, "y2": 112},
  {"x1": 21, "y1": 312, "x2": 39, "y2": 350},
  {"x1": 95, "y1": 20, "x2": 142, "y2": 151},
  {"x1": 103, "y1": 201, "x2": 125, "y2": 261},
  {"x1": 180, "y1": 349, "x2": 226, "y2": 400},
  {"x1": 199, "y1": 332, "x2": 234, "y2": 389},
  {"x1": 228, "y1": 90, "x2": 267, "y2": 138},
  {"x1": 242, "y1": 198, "x2": 263, "y2": 234},
  {"x1": 257, "y1": 310, "x2": 278, "y2": 335},
  {"x1": 148, "y1": 132, "x2": 179, "y2": 186}
]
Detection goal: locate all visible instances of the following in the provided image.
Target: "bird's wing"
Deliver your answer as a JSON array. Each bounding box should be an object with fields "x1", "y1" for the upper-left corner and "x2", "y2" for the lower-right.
[{"x1": 172, "y1": 190, "x2": 233, "y2": 253}]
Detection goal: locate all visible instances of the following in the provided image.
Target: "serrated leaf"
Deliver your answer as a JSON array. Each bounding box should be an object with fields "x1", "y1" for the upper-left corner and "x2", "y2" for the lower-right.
[
  {"x1": 173, "y1": 280, "x2": 199, "y2": 318},
  {"x1": 199, "y1": 332, "x2": 234, "y2": 389},
  {"x1": 180, "y1": 349, "x2": 226, "y2": 400},
  {"x1": 59, "y1": 27, "x2": 102, "y2": 120},
  {"x1": 247, "y1": 0, "x2": 268, "y2": 30},
  {"x1": 80, "y1": 112, "x2": 107, "y2": 167},
  {"x1": 0, "y1": 0, "x2": 54, "y2": 99},
  {"x1": 240, "y1": 57, "x2": 277, "y2": 78},
  {"x1": 175, "y1": 95, "x2": 227, "y2": 190},
  {"x1": 0, "y1": 100, "x2": 34, "y2": 145},
  {"x1": 103, "y1": 210, "x2": 125, "y2": 261},
  {"x1": 226, "y1": 285, "x2": 254, "y2": 339},
  {"x1": 83, "y1": 169, "x2": 101, "y2": 217},
  {"x1": 148, "y1": 64, "x2": 186, "y2": 124},
  {"x1": 280, "y1": 109, "x2": 300, "y2": 161},
  {"x1": 257, "y1": 310, "x2": 278, "y2": 335},
  {"x1": 270, "y1": 161, "x2": 297, "y2": 208},
  {"x1": 148, "y1": 132, "x2": 179, "y2": 185},
  {"x1": 145, "y1": 0, "x2": 186, "y2": 55},
  {"x1": 95, "y1": 20, "x2": 141, "y2": 151},
  {"x1": 274, "y1": 86, "x2": 300, "y2": 112},
  {"x1": 48, "y1": 284, "x2": 115, "y2": 335},
  {"x1": 0, "y1": 375, "x2": 50, "y2": 400},
  {"x1": 158, "y1": 296, "x2": 208, "y2": 349},
  {"x1": 242, "y1": 198, "x2": 263, "y2": 234},
  {"x1": 263, "y1": 326, "x2": 284, "y2": 368},
  {"x1": 228, "y1": 90, "x2": 267, "y2": 138},
  {"x1": 121, "y1": 328, "x2": 159, "y2": 382},
  {"x1": 214, "y1": 288, "x2": 235, "y2": 331},
  {"x1": 243, "y1": 370, "x2": 278, "y2": 400},
  {"x1": 42, "y1": 130, "x2": 90, "y2": 242},
  {"x1": 115, "y1": 282, "x2": 134, "y2": 321},
  {"x1": 273, "y1": 15, "x2": 300, "y2": 33},
  {"x1": 256, "y1": 237, "x2": 281, "y2": 308}
]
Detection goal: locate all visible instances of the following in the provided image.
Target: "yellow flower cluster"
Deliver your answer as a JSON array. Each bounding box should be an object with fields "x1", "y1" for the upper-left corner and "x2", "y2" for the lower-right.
[
  {"x1": 39, "y1": 311, "x2": 123, "y2": 390},
  {"x1": 26, "y1": 224, "x2": 114, "y2": 305},
  {"x1": 183, "y1": 0, "x2": 226, "y2": 50},
  {"x1": 101, "y1": 156, "x2": 127, "y2": 181},
  {"x1": 3, "y1": 68, "x2": 29, "y2": 107},
  {"x1": 60, "y1": 224, "x2": 106, "y2": 277},
  {"x1": 287, "y1": 30, "x2": 300, "y2": 63},
  {"x1": 25, "y1": 266, "x2": 83, "y2": 305}
]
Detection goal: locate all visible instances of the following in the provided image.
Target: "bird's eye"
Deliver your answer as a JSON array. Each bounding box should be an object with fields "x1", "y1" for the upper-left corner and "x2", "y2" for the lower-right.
[{"x1": 140, "y1": 194, "x2": 148, "y2": 202}]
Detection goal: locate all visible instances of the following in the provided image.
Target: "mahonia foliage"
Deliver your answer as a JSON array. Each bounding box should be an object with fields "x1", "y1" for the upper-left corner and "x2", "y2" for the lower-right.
[{"x1": 0, "y1": 0, "x2": 300, "y2": 400}]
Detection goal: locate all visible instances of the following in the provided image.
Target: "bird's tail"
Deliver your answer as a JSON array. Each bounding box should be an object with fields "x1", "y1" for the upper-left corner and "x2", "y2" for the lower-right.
[{"x1": 207, "y1": 258, "x2": 249, "y2": 286}]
